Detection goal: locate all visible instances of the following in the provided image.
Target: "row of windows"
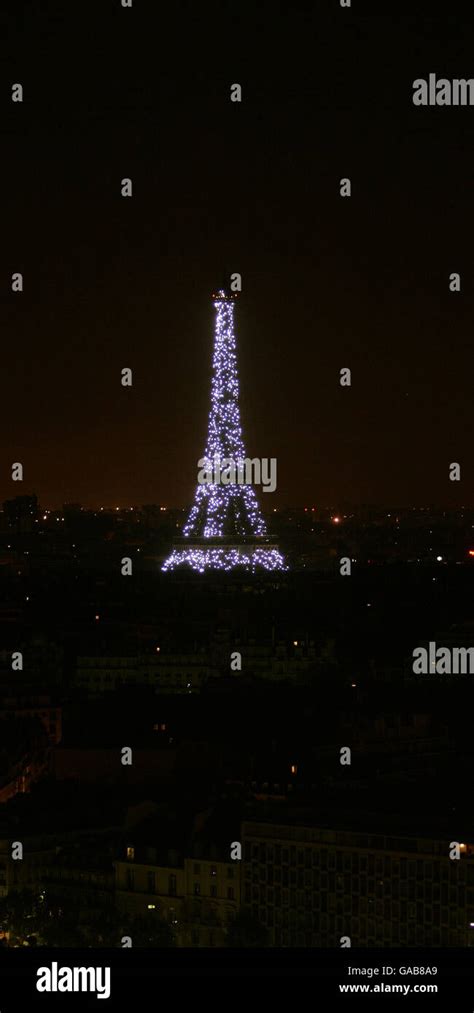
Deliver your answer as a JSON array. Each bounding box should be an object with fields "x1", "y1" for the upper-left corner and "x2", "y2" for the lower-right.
[
  {"x1": 124, "y1": 858, "x2": 235, "y2": 877},
  {"x1": 245, "y1": 845, "x2": 473, "y2": 878},
  {"x1": 125, "y1": 872, "x2": 177, "y2": 895},
  {"x1": 245, "y1": 883, "x2": 473, "y2": 914},
  {"x1": 193, "y1": 883, "x2": 235, "y2": 899},
  {"x1": 246, "y1": 830, "x2": 452, "y2": 853},
  {"x1": 245, "y1": 867, "x2": 473, "y2": 896},
  {"x1": 124, "y1": 871, "x2": 236, "y2": 901},
  {"x1": 245, "y1": 887, "x2": 471, "y2": 924}
]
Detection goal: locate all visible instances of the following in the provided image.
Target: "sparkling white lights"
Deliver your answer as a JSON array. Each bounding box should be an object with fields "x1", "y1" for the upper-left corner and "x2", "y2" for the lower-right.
[
  {"x1": 182, "y1": 294, "x2": 266, "y2": 541},
  {"x1": 163, "y1": 291, "x2": 286, "y2": 572},
  {"x1": 162, "y1": 546, "x2": 286, "y2": 573}
]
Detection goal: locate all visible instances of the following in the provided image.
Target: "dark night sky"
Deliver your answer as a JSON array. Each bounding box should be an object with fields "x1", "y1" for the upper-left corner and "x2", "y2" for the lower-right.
[{"x1": 1, "y1": 0, "x2": 473, "y2": 509}]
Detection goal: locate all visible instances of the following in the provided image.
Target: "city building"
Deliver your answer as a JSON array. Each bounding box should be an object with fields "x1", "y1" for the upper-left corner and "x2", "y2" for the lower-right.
[{"x1": 242, "y1": 818, "x2": 474, "y2": 947}]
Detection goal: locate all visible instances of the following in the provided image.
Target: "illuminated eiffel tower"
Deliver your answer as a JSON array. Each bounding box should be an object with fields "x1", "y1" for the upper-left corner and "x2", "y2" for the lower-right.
[{"x1": 163, "y1": 289, "x2": 286, "y2": 572}]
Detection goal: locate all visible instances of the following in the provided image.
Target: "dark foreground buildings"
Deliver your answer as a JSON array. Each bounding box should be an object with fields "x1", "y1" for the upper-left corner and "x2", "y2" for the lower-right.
[{"x1": 0, "y1": 498, "x2": 473, "y2": 947}]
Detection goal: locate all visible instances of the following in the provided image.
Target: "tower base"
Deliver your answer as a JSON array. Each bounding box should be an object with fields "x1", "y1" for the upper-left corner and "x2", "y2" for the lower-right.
[{"x1": 162, "y1": 541, "x2": 286, "y2": 573}]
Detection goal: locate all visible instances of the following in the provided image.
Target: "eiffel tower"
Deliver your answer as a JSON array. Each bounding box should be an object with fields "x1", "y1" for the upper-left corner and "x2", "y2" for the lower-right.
[{"x1": 163, "y1": 289, "x2": 286, "y2": 572}]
